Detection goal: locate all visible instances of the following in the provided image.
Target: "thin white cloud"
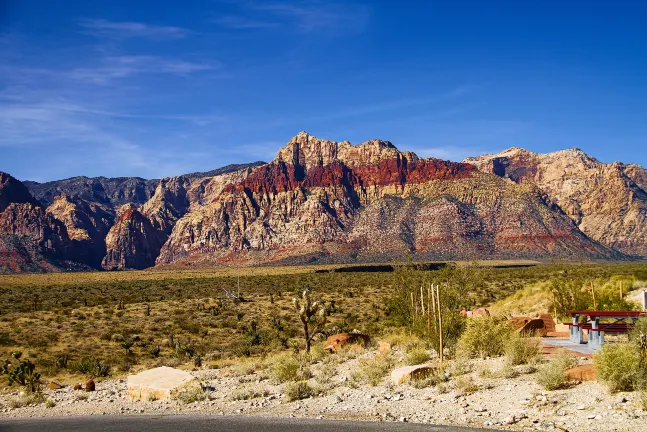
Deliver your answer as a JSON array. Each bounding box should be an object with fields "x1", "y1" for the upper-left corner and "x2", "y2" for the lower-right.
[
  {"x1": 69, "y1": 55, "x2": 216, "y2": 84},
  {"x1": 213, "y1": 15, "x2": 280, "y2": 29},
  {"x1": 215, "y1": 0, "x2": 370, "y2": 33},
  {"x1": 78, "y1": 18, "x2": 190, "y2": 39}
]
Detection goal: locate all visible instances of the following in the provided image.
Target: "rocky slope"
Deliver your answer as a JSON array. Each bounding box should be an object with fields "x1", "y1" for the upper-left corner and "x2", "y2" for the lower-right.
[
  {"x1": 99, "y1": 164, "x2": 261, "y2": 270},
  {"x1": 101, "y1": 208, "x2": 166, "y2": 270},
  {"x1": 464, "y1": 148, "x2": 647, "y2": 256},
  {"x1": 0, "y1": 173, "x2": 84, "y2": 272},
  {"x1": 157, "y1": 132, "x2": 620, "y2": 267},
  {"x1": 46, "y1": 194, "x2": 114, "y2": 268},
  {"x1": 24, "y1": 176, "x2": 159, "y2": 209},
  {"x1": 0, "y1": 172, "x2": 39, "y2": 213}
]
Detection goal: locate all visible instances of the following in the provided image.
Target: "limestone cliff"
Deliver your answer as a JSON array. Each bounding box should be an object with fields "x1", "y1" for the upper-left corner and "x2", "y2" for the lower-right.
[
  {"x1": 157, "y1": 133, "x2": 620, "y2": 266},
  {"x1": 465, "y1": 148, "x2": 647, "y2": 256}
]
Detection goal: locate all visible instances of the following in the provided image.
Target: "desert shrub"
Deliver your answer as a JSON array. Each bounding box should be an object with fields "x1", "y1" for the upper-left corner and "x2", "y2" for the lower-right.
[
  {"x1": 456, "y1": 317, "x2": 514, "y2": 359},
  {"x1": 177, "y1": 387, "x2": 208, "y2": 404},
  {"x1": 231, "y1": 389, "x2": 268, "y2": 401},
  {"x1": 638, "y1": 390, "x2": 647, "y2": 411},
  {"x1": 594, "y1": 343, "x2": 644, "y2": 393},
  {"x1": 405, "y1": 346, "x2": 430, "y2": 365},
  {"x1": 536, "y1": 350, "x2": 577, "y2": 390},
  {"x1": 270, "y1": 354, "x2": 310, "y2": 383},
  {"x1": 386, "y1": 262, "x2": 468, "y2": 354},
  {"x1": 1, "y1": 352, "x2": 41, "y2": 392},
  {"x1": 0, "y1": 332, "x2": 15, "y2": 346},
  {"x1": 352, "y1": 353, "x2": 394, "y2": 386},
  {"x1": 499, "y1": 363, "x2": 519, "y2": 379},
  {"x1": 504, "y1": 335, "x2": 541, "y2": 366},
  {"x1": 409, "y1": 369, "x2": 448, "y2": 388},
  {"x1": 285, "y1": 381, "x2": 315, "y2": 401},
  {"x1": 450, "y1": 357, "x2": 473, "y2": 376},
  {"x1": 70, "y1": 357, "x2": 110, "y2": 377},
  {"x1": 315, "y1": 362, "x2": 337, "y2": 387},
  {"x1": 478, "y1": 364, "x2": 494, "y2": 379},
  {"x1": 454, "y1": 376, "x2": 479, "y2": 396},
  {"x1": 44, "y1": 399, "x2": 56, "y2": 408},
  {"x1": 629, "y1": 318, "x2": 647, "y2": 364}
]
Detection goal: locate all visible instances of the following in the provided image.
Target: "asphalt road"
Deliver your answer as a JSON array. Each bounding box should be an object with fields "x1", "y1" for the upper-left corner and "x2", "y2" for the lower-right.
[{"x1": 0, "y1": 415, "x2": 501, "y2": 431}]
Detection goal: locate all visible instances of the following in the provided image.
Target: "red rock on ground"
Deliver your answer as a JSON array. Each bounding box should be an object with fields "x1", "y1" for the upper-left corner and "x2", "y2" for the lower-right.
[
  {"x1": 323, "y1": 333, "x2": 370, "y2": 353},
  {"x1": 566, "y1": 364, "x2": 596, "y2": 382}
]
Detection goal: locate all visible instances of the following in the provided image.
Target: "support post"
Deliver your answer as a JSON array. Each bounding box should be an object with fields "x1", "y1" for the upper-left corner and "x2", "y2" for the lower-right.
[
  {"x1": 427, "y1": 284, "x2": 431, "y2": 330},
  {"x1": 590, "y1": 318, "x2": 599, "y2": 348},
  {"x1": 436, "y1": 284, "x2": 443, "y2": 363},
  {"x1": 420, "y1": 285, "x2": 425, "y2": 317},
  {"x1": 410, "y1": 292, "x2": 415, "y2": 325}
]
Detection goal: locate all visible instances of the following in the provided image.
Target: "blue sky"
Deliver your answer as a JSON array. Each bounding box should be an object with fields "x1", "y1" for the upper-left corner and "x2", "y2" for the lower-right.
[{"x1": 1, "y1": 0, "x2": 646, "y2": 181}]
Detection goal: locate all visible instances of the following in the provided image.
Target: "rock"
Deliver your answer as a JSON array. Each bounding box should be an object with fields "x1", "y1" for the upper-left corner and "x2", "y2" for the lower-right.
[
  {"x1": 85, "y1": 379, "x2": 96, "y2": 392},
  {"x1": 377, "y1": 341, "x2": 392, "y2": 354},
  {"x1": 504, "y1": 415, "x2": 516, "y2": 425},
  {"x1": 391, "y1": 364, "x2": 437, "y2": 385},
  {"x1": 127, "y1": 366, "x2": 202, "y2": 402},
  {"x1": 566, "y1": 364, "x2": 596, "y2": 382},
  {"x1": 323, "y1": 333, "x2": 370, "y2": 353},
  {"x1": 460, "y1": 308, "x2": 490, "y2": 318},
  {"x1": 465, "y1": 147, "x2": 647, "y2": 256},
  {"x1": 48, "y1": 381, "x2": 64, "y2": 390},
  {"x1": 509, "y1": 317, "x2": 548, "y2": 336}
]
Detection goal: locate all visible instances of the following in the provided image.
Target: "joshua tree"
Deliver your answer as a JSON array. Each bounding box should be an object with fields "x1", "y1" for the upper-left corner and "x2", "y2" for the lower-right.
[{"x1": 293, "y1": 288, "x2": 327, "y2": 353}]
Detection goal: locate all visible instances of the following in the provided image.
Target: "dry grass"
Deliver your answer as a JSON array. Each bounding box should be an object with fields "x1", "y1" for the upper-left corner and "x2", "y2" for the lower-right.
[{"x1": 1, "y1": 261, "x2": 646, "y2": 385}]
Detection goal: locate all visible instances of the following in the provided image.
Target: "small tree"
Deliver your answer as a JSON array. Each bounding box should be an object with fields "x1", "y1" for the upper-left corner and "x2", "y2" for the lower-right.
[
  {"x1": 293, "y1": 288, "x2": 327, "y2": 353},
  {"x1": 121, "y1": 338, "x2": 134, "y2": 354}
]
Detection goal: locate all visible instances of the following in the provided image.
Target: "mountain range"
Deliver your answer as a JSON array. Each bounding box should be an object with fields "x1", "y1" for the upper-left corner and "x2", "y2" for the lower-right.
[{"x1": 1, "y1": 132, "x2": 643, "y2": 273}]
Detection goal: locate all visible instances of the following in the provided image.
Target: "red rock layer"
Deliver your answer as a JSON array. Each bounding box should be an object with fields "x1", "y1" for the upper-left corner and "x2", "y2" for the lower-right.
[{"x1": 225, "y1": 157, "x2": 475, "y2": 196}]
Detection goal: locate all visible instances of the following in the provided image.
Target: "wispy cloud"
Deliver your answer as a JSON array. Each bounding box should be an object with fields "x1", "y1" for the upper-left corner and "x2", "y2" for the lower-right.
[
  {"x1": 69, "y1": 55, "x2": 216, "y2": 84},
  {"x1": 215, "y1": 0, "x2": 370, "y2": 33},
  {"x1": 78, "y1": 19, "x2": 190, "y2": 39},
  {"x1": 213, "y1": 15, "x2": 280, "y2": 29},
  {"x1": 251, "y1": 1, "x2": 370, "y2": 32},
  {"x1": 301, "y1": 86, "x2": 476, "y2": 123}
]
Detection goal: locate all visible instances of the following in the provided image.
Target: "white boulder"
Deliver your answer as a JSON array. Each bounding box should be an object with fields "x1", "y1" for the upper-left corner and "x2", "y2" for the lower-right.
[{"x1": 127, "y1": 366, "x2": 201, "y2": 401}]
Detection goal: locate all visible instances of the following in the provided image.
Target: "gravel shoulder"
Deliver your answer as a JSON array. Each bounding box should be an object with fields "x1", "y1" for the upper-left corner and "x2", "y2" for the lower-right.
[{"x1": 0, "y1": 352, "x2": 645, "y2": 432}]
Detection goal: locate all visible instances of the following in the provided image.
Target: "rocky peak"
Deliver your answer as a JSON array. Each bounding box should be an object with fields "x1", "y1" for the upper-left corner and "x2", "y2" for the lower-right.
[
  {"x1": 0, "y1": 172, "x2": 39, "y2": 213},
  {"x1": 465, "y1": 146, "x2": 647, "y2": 256},
  {"x1": 274, "y1": 132, "x2": 411, "y2": 171}
]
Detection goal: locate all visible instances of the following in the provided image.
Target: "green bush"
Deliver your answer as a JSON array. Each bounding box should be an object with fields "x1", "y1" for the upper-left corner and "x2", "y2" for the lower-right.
[
  {"x1": 536, "y1": 350, "x2": 577, "y2": 390},
  {"x1": 177, "y1": 387, "x2": 208, "y2": 404},
  {"x1": 270, "y1": 354, "x2": 310, "y2": 383},
  {"x1": 456, "y1": 317, "x2": 514, "y2": 359},
  {"x1": 594, "y1": 343, "x2": 643, "y2": 393},
  {"x1": 70, "y1": 357, "x2": 110, "y2": 377},
  {"x1": 504, "y1": 335, "x2": 541, "y2": 366},
  {"x1": 352, "y1": 353, "x2": 393, "y2": 386},
  {"x1": 285, "y1": 381, "x2": 315, "y2": 401},
  {"x1": 405, "y1": 346, "x2": 430, "y2": 365}
]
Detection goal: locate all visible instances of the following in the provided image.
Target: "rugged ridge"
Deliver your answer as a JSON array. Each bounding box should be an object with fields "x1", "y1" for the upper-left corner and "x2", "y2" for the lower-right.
[
  {"x1": 101, "y1": 208, "x2": 166, "y2": 270},
  {"x1": 157, "y1": 133, "x2": 620, "y2": 267},
  {"x1": 46, "y1": 194, "x2": 114, "y2": 268},
  {"x1": 1, "y1": 172, "x2": 39, "y2": 213},
  {"x1": 24, "y1": 176, "x2": 159, "y2": 210},
  {"x1": 465, "y1": 148, "x2": 647, "y2": 256},
  {"x1": 102, "y1": 163, "x2": 261, "y2": 270}
]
